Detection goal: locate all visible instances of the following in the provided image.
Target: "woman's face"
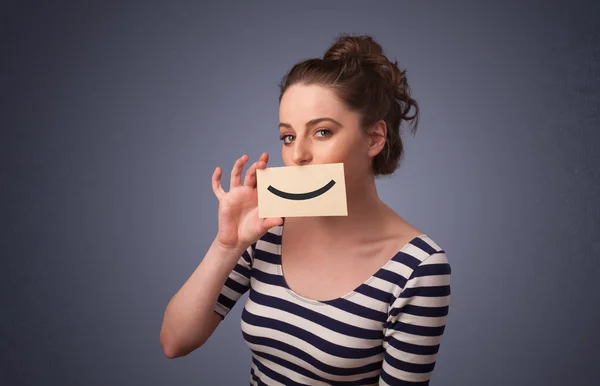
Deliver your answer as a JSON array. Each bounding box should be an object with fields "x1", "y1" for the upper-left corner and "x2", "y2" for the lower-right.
[{"x1": 278, "y1": 83, "x2": 383, "y2": 187}]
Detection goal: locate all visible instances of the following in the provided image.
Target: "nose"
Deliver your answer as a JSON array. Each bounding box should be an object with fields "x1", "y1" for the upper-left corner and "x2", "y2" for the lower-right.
[{"x1": 291, "y1": 137, "x2": 312, "y2": 166}]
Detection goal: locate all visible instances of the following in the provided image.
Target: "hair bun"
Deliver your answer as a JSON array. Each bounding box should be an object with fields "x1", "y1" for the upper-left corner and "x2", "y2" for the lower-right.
[
  {"x1": 323, "y1": 34, "x2": 383, "y2": 61},
  {"x1": 324, "y1": 34, "x2": 407, "y2": 97}
]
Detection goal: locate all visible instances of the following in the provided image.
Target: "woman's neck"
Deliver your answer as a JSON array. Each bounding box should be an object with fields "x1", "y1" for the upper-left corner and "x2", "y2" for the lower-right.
[{"x1": 287, "y1": 175, "x2": 392, "y2": 236}]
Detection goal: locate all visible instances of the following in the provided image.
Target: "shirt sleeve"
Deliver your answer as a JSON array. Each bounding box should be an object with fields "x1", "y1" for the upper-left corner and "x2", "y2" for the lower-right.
[
  {"x1": 379, "y1": 252, "x2": 452, "y2": 385},
  {"x1": 213, "y1": 242, "x2": 255, "y2": 320}
]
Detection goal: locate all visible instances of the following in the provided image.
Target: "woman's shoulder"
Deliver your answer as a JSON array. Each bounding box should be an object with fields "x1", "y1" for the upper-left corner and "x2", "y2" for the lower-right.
[
  {"x1": 411, "y1": 233, "x2": 446, "y2": 257},
  {"x1": 385, "y1": 212, "x2": 449, "y2": 268},
  {"x1": 402, "y1": 233, "x2": 451, "y2": 283}
]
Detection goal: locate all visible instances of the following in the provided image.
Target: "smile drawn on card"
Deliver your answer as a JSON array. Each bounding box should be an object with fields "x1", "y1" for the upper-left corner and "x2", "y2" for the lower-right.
[{"x1": 267, "y1": 179, "x2": 336, "y2": 201}]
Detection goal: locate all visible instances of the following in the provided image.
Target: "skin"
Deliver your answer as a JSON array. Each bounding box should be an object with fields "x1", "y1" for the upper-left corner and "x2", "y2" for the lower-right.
[
  {"x1": 209, "y1": 82, "x2": 422, "y2": 303},
  {"x1": 278, "y1": 83, "x2": 419, "y2": 238},
  {"x1": 158, "y1": 83, "x2": 423, "y2": 358},
  {"x1": 276, "y1": 83, "x2": 424, "y2": 300}
]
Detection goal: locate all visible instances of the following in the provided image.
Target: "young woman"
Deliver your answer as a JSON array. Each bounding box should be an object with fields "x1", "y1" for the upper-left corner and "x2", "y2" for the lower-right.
[{"x1": 160, "y1": 34, "x2": 452, "y2": 385}]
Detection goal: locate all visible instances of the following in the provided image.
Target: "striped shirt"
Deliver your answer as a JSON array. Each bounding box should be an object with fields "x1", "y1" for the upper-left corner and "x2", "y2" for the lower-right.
[{"x1": 214, "y1": 222, "x2": 451, "y2": 385}]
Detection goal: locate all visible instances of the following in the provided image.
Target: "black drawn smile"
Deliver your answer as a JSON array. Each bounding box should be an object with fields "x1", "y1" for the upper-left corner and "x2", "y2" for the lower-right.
[{"x1": 267, "y1": 180, "x2": 336, "y2": 200}]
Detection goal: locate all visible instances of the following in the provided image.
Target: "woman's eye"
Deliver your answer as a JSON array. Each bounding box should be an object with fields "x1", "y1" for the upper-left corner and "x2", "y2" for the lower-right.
[
  {"x1": 280, "y1": 134, "x2": 294, "y2": 144},
  {"x1": 280, "y1": 130, "x2": 330, "y2": 144}
]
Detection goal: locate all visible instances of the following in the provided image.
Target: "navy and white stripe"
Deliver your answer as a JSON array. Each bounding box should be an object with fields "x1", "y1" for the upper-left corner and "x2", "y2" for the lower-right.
[{"x1": 214, "y1": 224, "x2": 451, "y2": 385}]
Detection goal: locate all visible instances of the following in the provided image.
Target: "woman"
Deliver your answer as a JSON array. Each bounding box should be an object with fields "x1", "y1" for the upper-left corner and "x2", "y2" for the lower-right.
[{"x1": 160, "y1": 34, "x2": 452, "y2": 385}]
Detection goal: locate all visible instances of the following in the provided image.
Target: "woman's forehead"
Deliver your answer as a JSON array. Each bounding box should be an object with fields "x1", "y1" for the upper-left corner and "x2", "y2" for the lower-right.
[{"x1": 279, "y1": 84, "x2": 353, "y2": 122}]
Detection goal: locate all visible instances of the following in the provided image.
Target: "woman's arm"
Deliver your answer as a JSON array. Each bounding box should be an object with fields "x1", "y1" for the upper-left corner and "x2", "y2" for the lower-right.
[
  {"x1": 159, "y1": 152, "x2": 281, "y2": 358},
  {"x1": 159, "y1": 239, "x2": 248, "y2": 358},
  {"x1": 379, "y1": 252, "x2": 452, "y2": 385}
]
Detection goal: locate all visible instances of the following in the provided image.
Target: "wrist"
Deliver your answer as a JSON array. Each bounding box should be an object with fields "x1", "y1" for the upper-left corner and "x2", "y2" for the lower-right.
[{"x1": 211, "y1": 237, "x2": 247, "y2": 257}]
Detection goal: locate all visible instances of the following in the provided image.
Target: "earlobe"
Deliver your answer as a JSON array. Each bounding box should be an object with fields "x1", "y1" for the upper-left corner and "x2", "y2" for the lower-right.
[{"x1": 367, "y1": 120, "x2": 387, "y2": 157}]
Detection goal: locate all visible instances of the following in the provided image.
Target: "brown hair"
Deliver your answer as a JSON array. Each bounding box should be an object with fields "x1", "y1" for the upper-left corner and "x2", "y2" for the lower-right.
[{"x1": 278, "y1": 34, "x2": 419, "y2": 176}]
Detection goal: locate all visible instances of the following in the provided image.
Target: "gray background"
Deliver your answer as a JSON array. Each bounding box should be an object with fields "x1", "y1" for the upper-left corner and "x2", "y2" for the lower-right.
[{"x1": 2, "y1": 1, "x2": 599, "y2": 385}]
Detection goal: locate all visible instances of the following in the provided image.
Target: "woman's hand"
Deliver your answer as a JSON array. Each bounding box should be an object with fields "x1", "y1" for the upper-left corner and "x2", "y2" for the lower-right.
[{"x1": 212, "y1": 152, "x2": 283, "y2": 252}]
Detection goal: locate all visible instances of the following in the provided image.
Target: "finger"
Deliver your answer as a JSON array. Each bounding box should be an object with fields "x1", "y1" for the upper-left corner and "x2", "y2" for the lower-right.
[
  {"x1": 255, "y1": 152, "x2": 270, "y2": 171},
  {"x1": 243, "y1": 161, "x2": 258, "y2": 187},
  {"x1": 261, "y1": 217, "x2": 284, "y2": 230},
  {"x1": 212, "y1": 166, "x2": 225, "y2": 199},
  {"x1": 255, "y1": 160, "x2": 266, "y2": 171},
  {"x1": 230, "y1": 154, "x2": 248, "y2": 189}
]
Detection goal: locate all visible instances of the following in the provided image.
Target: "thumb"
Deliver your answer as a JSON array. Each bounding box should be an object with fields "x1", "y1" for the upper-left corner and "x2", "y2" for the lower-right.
[{"x1": 260, "y1": 217, "x2": 284, "y2": 230}]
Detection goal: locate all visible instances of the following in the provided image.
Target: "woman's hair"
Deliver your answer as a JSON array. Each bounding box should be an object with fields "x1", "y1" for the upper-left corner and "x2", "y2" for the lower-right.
[{"x1": 278, "y1": 34, "x2": 419, "y2": 176}]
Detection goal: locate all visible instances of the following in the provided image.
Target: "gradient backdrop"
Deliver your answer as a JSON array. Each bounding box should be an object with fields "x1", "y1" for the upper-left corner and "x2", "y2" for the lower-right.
[{"x1": 2, "y1": 1, "x2": 599, "y2": 385}]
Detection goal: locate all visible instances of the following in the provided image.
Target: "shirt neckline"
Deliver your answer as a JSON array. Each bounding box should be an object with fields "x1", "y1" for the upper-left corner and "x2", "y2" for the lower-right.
[{"x1": 275, "y1": 218, "x2": 427, "y2": 306}]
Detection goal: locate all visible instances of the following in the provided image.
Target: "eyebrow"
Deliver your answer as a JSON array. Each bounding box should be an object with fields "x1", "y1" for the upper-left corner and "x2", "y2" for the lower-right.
[{"x1": 279, "y1": 117, "x2": 343, "y2": 129}]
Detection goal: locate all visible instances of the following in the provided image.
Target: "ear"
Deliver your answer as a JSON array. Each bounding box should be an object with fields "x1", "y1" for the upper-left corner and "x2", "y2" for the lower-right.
[{"x1": 366, "y1": 120, "x2": 387, "y2": 157}]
